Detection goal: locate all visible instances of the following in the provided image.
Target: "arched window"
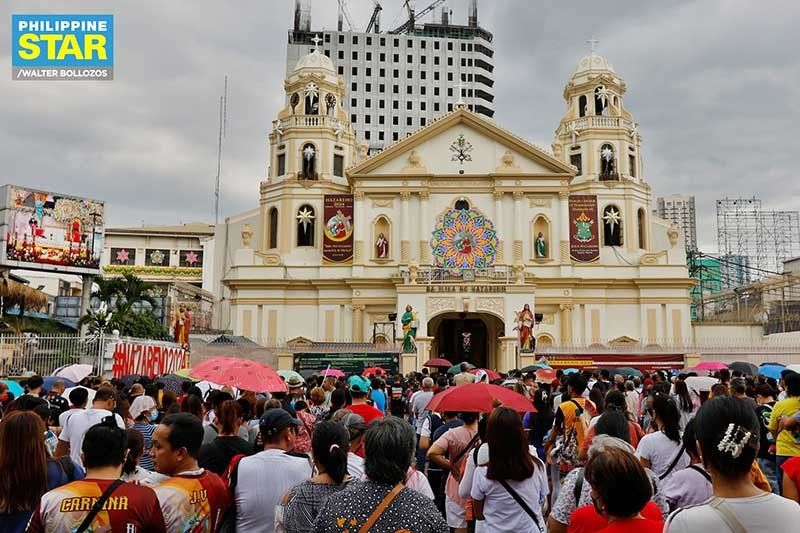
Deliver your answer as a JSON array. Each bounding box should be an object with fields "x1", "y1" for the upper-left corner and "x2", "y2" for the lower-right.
[
  {"x1": 594, "y1": 86, "x2": 608, "y2": 116},
  {"x1": 602, "y1": 205, "x2": 623, "y2": 247},
  {"x1": 300, "y1": 143, "x2": 317, "y2": 180},
  {"x1": 325, "y1": 93, "x2": 336, "y2": 116},
  {"x1": 578, "y1": 95, "x2": 587, "y2": 118},
  {"x1": 454, "y1": 199, "x2": 470, "y2": 211},
  {"x1": 599, "y1": 144, "x2": 617, "y2": 181},
  {"x1": 296, "y1": 204, "x2": 315, "y2": 247},
  {"x1": 268, "y1": 207, "x2": 278, "y2": 249},
  {"x1": 638, "y1": 208, "x2": 646, "y2": 249},
  {"x1": 304, "y1": 83, "x2": 319, "y2": 115}
]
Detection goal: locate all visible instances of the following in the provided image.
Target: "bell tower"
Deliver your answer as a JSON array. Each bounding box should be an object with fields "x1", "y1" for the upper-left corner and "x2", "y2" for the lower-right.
[
  {"x1": 268, "y1": 36, "x2": 360, "y2": 185},
  {"x1": 552, "y1": 40, "x2": 643, "y2": 185}
]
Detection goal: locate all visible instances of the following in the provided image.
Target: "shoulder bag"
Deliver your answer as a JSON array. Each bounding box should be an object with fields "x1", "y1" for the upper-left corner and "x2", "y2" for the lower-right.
[
  {"x1": 498, "y1": 479, "x2": 542, "y2": 533},
  {"x1": 358, "y1": 483, "x2": 405, "y2": 533},
  {"x1": 658, "y1": 444, "x2": 686, "y2": 481},
  {"x1": 708, "y1": 497, "x2": 747, "y2": 533}
]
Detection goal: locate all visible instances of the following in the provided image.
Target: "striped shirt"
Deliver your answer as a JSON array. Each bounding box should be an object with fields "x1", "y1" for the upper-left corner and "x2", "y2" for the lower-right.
[{"x1": 132, "y1": 422, "x2": 156, "y2": 471}]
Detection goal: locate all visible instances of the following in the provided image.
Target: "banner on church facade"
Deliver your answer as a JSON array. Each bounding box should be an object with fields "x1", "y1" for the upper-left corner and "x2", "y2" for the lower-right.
[
  {"x1": 323, "y1": 194, "x2": 354, "y2": 264},
  {"x1": 568, "y1": 195, "x2": 600, "y2": 262}
]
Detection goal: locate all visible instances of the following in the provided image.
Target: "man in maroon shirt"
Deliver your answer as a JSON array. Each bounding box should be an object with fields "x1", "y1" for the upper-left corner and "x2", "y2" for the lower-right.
[
  {"x1": 150, "y1": 413, "x2": 231, "y2": 532},
  {"x1": 27, "y1": 416, "x2": 167, "y2": 532},
  {"x1": 345, "y1": 375, "x2": 384, "y2": 424}
]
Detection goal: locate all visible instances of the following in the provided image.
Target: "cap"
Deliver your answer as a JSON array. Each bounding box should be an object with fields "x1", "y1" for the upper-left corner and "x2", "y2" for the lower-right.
[
  {"x1": 129, "y1": 383, "x2": 145, "y2": 397},
  {"x1": 347, "y1": 375, "x2": 371, "y2": 393},
  {"x1": 285, "y1": 375, "x2": 304, "y2": 388},
  {"x1": 129, "y1": 395, "x2": 156, "y2": 420},
  {"x1": 259, "y1": 408, "x2": 302, "y2": 437}
]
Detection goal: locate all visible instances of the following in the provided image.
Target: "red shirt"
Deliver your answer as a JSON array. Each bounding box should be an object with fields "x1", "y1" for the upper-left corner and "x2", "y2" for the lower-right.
[
  {"x1": 568, "y1": 501, "x2": 663, "y2": 533},
  {"x1": 154, "y1": 469, "x2": 230, "y2": 533},
  {"x1": 345, "y1": 403, "x2": 384, "y2": 424},
  {"x1": 27, "y1": 479, "x2": 166, "y2": 532}
]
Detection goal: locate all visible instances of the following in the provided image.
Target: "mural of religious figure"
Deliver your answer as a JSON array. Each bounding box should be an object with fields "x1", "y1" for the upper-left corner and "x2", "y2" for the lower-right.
[
  {"x1": 515, "y1": 303, "x2": 535, "y2": 352},
  {"x1": 376, "y1": 232, "x2": 389, "y2": 259},
  {"x1": 401, "y1": 305, "x2": 418, "y2": 353},
  {"x1": 172, "y1": 305, "x2": 192, "y2": 349},
  {"x1": 462, "y1": 332, "x2": 472, "y2": 354},
  {"x1": 535, "y1": 232, "x2": 546, "y2": 258}
]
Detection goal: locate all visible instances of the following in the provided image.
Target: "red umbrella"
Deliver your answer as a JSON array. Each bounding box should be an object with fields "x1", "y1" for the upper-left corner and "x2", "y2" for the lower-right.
[
  {"x1": 362, "y1": 367, "x2": 386, "y2": 378},
  {"x1": 469, "y1": 368, "x2": 501, "y2": 381},
  {"x1": 536, "y1": 369, "x2": 557, "y2": 383},
  {"x1": 425, "y1": 383, "x2": 536, "y2": 413},
  {"x1": 691, "y1": 361, "x2": 728, "y2": 371},
  {"x1": 423, "y1": 358, "x2": 452, "y2": 368},
  {"x1": 319, "y1": 368, "x2": 345, "y2": 378},
  {"x1": 190, "y1": 357, "x2": 287, "y2": 393}
]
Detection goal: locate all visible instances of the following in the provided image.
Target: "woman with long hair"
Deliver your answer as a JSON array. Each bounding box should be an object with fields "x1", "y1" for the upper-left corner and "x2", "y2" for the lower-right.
[
  {"x1": 120, "y1": 428, "x2": 167, "y2": 485},
  {"x1": 666, "y1": 396, "x2": 800, "y2": 531},
  {"x1": 672, "y1": 379, "x2": 697, "y2": 431},
  {"x1": 198, "y1": 400, "x2": 253, "y2": 475},
  {"x1": 0, "y1": 411, "x2": 83, "y2": 532},
  {"x1": 471, "y1": 407, "x2": 547, "y2": 533},
  {"x1": 280, "y1": 421, "x2": 353, "y2": 533},
  {"x1": 636, "y1": 394, "x2": 688, "y2": 482},
  {"x1": 180, "y1": 393, "x2": 204, "y2": 419}
]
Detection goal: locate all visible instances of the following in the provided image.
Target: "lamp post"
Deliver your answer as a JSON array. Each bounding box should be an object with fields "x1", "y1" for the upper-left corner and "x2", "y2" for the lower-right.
[{"x1": 89, "y1": 211, "x2": 101, "y2": 263}]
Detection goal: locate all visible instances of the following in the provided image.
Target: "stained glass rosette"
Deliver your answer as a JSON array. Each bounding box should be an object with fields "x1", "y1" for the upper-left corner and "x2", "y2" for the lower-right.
[{"x1": 430, "y1": 208, "x2": 498, "y2": 269}]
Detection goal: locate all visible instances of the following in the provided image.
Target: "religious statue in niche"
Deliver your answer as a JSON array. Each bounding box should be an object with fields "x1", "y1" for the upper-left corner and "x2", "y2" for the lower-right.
[
  {"x1": 462, "y1": 332, "x2": 472, "y2": 355},
  {"x1": 290, "y1": 93, "x2": 299, "y2": 114},
  {"x1": 401, "y1": 305, "x2": 418, "y2": 353},
  {"x1": 376, "y1": 232, "x2": 389, "y2": 259},
  {"x1": 535, "y1": 232, "x2": 547, "y2": 258},
  {"x1": 515, "y1": 304, "x2": 535, "y2": 353}
]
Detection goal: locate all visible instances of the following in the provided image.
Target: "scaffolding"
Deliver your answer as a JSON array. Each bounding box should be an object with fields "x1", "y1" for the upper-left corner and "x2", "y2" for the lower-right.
[{"x1": 716, "y1": 197, "x2": 800, "y2": 287}]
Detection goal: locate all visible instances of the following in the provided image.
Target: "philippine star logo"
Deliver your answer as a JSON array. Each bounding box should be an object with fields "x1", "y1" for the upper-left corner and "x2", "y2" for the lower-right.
[{"x1": 11, "y1": 14, "x2": 114, "y2": 80}]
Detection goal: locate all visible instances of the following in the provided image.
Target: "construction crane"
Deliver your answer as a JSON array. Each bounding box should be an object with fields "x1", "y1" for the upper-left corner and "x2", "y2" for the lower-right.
[
  {"x1": 337, "y1": 0, "x2": 356, "y2": 31},
  {"x1": 391, "y1": 0, "x2": 446, "y2": 34},
  {"x1": 366, "y1": 1, "x2": 382, "y2": 33}
]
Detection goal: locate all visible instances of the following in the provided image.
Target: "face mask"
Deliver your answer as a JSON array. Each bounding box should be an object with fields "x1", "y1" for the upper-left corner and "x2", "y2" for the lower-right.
[{"x1": 149, "y1": 410, "x2": 159, "y2": 423}]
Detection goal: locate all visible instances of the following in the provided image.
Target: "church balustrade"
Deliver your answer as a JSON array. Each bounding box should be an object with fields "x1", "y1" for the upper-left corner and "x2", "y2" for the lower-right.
[
  {"x1": 401, "y1": 267, "x2": 512, "y2": 285},
  {"x1": 560, "y1": 116, "x2": 634, "y2": 135},
  {"x1": 275, "y1": 115, "x2": 352, "y2": 132}
]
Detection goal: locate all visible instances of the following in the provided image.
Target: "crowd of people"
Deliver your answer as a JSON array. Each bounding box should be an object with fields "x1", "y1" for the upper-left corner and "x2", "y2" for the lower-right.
[{"x1": 0, "y1": 363, "x2": 800, "y2": 531}]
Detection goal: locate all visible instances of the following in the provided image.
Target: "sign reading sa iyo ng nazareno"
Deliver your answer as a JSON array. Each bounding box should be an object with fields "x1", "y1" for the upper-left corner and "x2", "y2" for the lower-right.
[{"x1": 12, "y1": 14, "x2": 114, "y2": 80}]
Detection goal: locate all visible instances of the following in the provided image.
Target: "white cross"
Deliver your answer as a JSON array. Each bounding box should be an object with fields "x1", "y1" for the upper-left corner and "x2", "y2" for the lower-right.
[
  {"x1": 311, "y1": 34, "x2": 322, "y2": 51},
  {"x1": 586, "y1": 36, "x2": 599, "y2": 53}
]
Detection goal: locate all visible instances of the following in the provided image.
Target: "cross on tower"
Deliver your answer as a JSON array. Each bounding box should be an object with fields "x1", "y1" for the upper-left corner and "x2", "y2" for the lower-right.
[
  {"x1": 311, "y1": 34, "x2": 322, "y2": 51},
  {"x1": 586, "y1": 36, "x2": 599, "y2": 53}
]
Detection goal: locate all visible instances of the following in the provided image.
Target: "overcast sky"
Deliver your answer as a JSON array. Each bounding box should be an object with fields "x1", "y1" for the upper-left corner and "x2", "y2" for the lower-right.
[{"x1": 2, "y1": 0, "x2": 798, "y2": 251}]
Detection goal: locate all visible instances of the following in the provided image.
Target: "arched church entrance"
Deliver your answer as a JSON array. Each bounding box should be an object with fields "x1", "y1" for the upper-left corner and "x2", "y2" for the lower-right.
[{"x1": 427, "y1": 312, "x2": 504, "y2": 370}]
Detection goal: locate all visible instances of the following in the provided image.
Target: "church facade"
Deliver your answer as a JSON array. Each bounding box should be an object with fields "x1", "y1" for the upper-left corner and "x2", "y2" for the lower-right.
[{"x1": 218, "y1": 45, "x2": 694, "y2": 372}]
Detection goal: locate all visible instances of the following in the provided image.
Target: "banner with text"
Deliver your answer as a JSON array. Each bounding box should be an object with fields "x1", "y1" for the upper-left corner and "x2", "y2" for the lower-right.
[
  {"x1": 568, "y1": 194, "x2": 600, "y2": 263},
  {"x1": 323, "y1": 194, "x2": 354, "y2": 264},
  {"x1": 108, "y1": 340, "x2": 187, "y2": 379}
]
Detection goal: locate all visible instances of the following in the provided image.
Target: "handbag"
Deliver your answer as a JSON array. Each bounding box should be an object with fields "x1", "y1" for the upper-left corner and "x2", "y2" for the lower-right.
[
  {"x1": 75, "y1": 479, "x2": 124, "y2": 533},
  {"x1": 498, "y1": 479, "x2": 542, "y2": 533},
  {"x1": 658, "y1": 445, "x2": 686, "y2": 481},
  {"x1": 358, "y1": 483, "x2": 405, "y2": 533}
]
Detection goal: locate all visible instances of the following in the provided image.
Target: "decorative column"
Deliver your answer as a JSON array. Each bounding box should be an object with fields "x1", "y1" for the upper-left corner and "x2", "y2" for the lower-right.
[
  {"x1": 351, "y1": 304, "x2": 365, "y2": 341},
  {"x1": 400, "y1": 191, "x2": 411, "y2": 264},
  {"x1": 559, "y1": 303, "x2": 574, "y2": 345},
  {"x1": 493, "y1": 190, "x2": 505, "y2": 264},
  {"x1": 559, "y1": 189, "x2": 570, "y2": 263},
  {"x1": 353, "y1": 189, "x2": 365, "y2": 264},
  {"x1": 418, "y1": 190, "x2": 431, "y2": 264},
  {"x1": 512, "y1": 191, "x2": 524, "y2": 263}
]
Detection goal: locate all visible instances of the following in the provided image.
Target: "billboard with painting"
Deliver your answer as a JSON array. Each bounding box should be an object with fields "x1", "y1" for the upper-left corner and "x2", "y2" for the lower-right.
[{"x1": 0, "y1": 185, "x2": 105, "y2": 275}]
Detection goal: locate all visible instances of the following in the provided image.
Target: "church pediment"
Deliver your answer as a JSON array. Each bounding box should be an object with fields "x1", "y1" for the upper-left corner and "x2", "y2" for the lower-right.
[{"x1": 348, "y1": 108, "x2": 575, "y2": 179}]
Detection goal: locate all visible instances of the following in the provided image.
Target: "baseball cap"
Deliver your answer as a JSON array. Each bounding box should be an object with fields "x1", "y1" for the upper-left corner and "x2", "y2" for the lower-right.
[
  {"x1": 259, "y1": 408, "x2": 302, "y2": 437},
  {"x1": 347, "y1": 375, "x2": 371, "y2": 393}
]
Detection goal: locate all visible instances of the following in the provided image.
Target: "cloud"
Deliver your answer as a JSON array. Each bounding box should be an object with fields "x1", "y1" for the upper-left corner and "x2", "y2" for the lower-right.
[{"x1": 1, "y1": 0, "x2": 797, "y2": 253}]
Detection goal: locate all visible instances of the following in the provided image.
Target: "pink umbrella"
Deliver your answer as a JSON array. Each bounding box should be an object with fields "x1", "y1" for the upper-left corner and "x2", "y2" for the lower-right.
[
  {"x1": 320, "y1": 368, "x2": 345, "y2": 378},
  {"x1": 190, "y1": 356, "x2": 287, "y2": 393},
  {"x1": 691, "y1": 361, "x2": 729, "y2": 371}
]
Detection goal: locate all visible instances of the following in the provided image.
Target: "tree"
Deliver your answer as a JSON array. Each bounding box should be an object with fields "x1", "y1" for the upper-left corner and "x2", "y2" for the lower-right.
[{"x1": 83, "y1": 273, "x2": 163, "y2": 338}]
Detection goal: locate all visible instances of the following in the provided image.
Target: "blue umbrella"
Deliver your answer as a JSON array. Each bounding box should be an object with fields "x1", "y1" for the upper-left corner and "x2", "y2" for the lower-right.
[
  {"x1": 0, "y1": 380, "x2": 24, "y2": 397},
  {"x1": 759, "y1": 364, "x2": 785, "y2": 380},
  {"x1": 42, "y1": 376, "x2": 76, "y2": 392},
  {"x1": 563, "y1": 368, "x2": 579, "y2": 375}
]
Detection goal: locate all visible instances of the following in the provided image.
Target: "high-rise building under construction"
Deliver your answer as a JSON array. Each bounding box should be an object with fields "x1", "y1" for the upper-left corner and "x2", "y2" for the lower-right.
[{"x1": 285, "y1": 0, "x2": 494, "y2": 152}]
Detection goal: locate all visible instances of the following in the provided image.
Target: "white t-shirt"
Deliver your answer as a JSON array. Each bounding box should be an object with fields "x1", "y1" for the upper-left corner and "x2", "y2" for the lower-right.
[
  {"x1": 58, "y1": 407, "x2": 84, "y2": 429},
  {"x1": 635, "y1": 430, "x2": 689, "y2": 481},
  {"x1": 235, "y1": 448, "x2": 312, "y2": 532},
  {"x1": 347, "y1": 452, "x2": 365, "y2": 480},
  {"x1": 470, "y1": 447, "x2": 548, "y2": 533},
  {"x1": 58, "y1": 407, "x2": 125, "y2": 467},
  {"x1": 665, "y1": 492, "x2": 800, "y2": 533}
]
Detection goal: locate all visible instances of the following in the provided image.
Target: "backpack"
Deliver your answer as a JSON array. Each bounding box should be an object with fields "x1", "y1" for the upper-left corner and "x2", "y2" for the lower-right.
[
  {"x1": 218, "y1": 453, "x2": 247, "y2": 533},
  {"x1": 557, "y1": 400, "x2": 591, "y2": 468},
  {"x1": 428, "y1": 412, "x2": 444, "y2": 440}
]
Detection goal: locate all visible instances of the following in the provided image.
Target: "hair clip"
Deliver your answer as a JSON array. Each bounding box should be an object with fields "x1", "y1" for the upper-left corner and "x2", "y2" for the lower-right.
[{"x1": 717, "y1": 423, "x2": 753, "y2": 458}]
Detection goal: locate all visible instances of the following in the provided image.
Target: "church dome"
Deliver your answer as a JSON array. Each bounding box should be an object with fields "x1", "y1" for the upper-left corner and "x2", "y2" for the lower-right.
[
  {"x1": 294, "y1": 49, "x2": 335, "y2": 73},
  {"x1": 574, "y1": 52, "x2": 615, "y2": 76}
]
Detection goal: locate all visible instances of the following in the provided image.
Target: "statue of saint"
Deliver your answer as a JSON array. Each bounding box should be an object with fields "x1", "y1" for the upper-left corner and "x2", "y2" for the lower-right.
[
  {"x1": 376, "y1": 232, "x2": 389, "y2": 259},
  {"x1": 401, "y1": 305, "x2": 418, "y2": 353},
  {"x1": 515, "y1": 304, "x2": 535, "y2": 352},
  {"x1": 535, "y1": 232, "x2": 546, "y2": 258},
  {"x1": 172, "y1": 305, "x2": 192, "y2": 349}
]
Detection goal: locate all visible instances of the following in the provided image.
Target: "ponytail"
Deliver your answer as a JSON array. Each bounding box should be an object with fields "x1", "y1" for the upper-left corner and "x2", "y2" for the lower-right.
[
  {"x1": 123, "y1": 429, "x2": 144, "y2": 476},
  {"x1": 312, "y1": 421, "x2": 350, "y2": 484}
]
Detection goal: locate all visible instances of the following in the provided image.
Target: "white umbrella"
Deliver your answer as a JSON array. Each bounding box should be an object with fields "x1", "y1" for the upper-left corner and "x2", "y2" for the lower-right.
[
  {"x1": 685, "y1": 376, "x2": 718, "y2": 393},
  {"x1": 55, "y1": 364, "x2": 94, "y2": 383},
  {"x1": 786, "y1": 364, "x2": 800, "y2": 374},
  {"x1": 62, "y1": 386, "x2": 96, "y2": 404}
]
